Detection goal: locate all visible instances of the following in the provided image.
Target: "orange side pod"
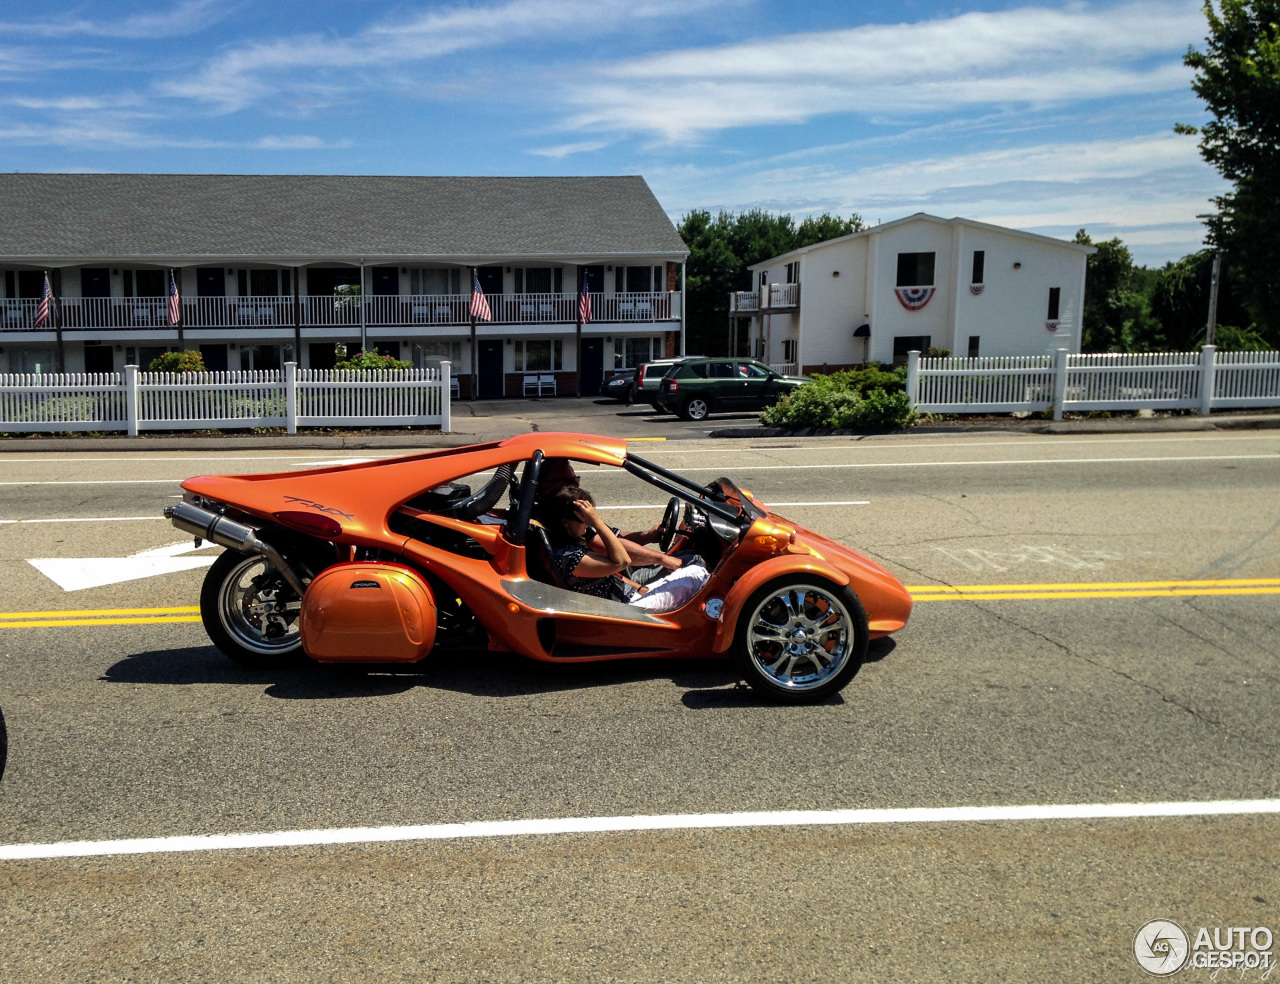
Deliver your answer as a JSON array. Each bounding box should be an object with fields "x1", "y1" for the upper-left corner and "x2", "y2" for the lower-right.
[{"x1": 301, "y1": 563, "x2": 436, "y2": 663}]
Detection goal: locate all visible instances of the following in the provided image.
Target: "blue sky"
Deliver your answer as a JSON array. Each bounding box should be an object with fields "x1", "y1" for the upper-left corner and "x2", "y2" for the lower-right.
[{"x1": 0, "y1": 0, "x2": 1223, "y2": 265}]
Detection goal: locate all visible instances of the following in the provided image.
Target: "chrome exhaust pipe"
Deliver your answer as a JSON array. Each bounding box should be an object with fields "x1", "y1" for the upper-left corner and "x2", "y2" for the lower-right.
[{"x1": 165, "y1": 500, "x2": 307, "y2": 597}]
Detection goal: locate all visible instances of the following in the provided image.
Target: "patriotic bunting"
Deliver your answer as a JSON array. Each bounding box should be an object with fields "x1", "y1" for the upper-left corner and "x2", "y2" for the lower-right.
[
  {"x1": 894, "y1": 286, "x2": 935, "y2": 311},
  {"x1": 969, "y1": 284, "x2": 985, "y2": 296}
]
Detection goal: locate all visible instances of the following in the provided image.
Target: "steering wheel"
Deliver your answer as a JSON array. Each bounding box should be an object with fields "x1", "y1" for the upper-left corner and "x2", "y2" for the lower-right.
[
  {"x1": 448, "y1": 463, "x2": 516, "y2": 520},
  {"x1": 657, "y1": 496, "x2": 682, "y2": 552}
]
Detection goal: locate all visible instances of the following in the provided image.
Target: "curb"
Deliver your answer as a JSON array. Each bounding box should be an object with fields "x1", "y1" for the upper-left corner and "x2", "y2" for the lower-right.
[{"x1": 709, "y1": 413, "x2": 1280, "y2": 439}]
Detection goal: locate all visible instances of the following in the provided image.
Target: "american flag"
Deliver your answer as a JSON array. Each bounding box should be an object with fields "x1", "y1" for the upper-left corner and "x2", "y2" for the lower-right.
[
  {"x1": 167, "y1": 270, "x2": 181, "y2": 326},
  {"x1": 578, "y1": 270, "x2": 592, "y2": 323},
  {"x1": 469, "y1": 270, "x2": 492, "y2": 321},
  {"x1": 33, "y1": 272, "x2": 51, "y2": 328}
]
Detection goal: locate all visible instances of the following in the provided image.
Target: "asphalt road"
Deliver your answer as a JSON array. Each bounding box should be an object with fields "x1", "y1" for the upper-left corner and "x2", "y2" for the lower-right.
[{"x1": 0, "y1": 430, "x2": 1277, "y2": 982}]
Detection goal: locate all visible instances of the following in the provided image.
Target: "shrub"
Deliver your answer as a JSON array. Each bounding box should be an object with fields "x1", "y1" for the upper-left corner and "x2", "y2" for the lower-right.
[
  {"x1": 147, "y1": 351, "x2": 207, "y2": 373},
  {"x1": 333, "y1": 349, "x2": 413, "y2": 371},
  {"x1": 760, "y1": 374, "x2": 918, "y2": 429}
]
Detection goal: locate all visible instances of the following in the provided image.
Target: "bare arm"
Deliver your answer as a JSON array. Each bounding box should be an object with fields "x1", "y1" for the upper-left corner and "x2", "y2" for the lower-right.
[
  {"x1": 569, "y1": 500, "x2": 630, "y2": 578},
  {"x1": 587, "y1": 532, "x2": 681, "y2": 571}
]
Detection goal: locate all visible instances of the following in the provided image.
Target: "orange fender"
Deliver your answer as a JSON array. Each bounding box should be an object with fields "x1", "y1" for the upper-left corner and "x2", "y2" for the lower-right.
[{"x1": 711, "y1": 556, "x2": 851, "y2": 654}]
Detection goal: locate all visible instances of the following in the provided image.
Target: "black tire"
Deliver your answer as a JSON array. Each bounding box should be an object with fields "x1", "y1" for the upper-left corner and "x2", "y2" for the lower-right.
[
  {"x1": 730, "y1": 575, "x2": 868, "y2": 703},
  {"x1": 680, "y1": 395, "x2": 711, "y2": 421},
  {"x1": 201, "y1": 549, "x2": 312, "y2": 669}
]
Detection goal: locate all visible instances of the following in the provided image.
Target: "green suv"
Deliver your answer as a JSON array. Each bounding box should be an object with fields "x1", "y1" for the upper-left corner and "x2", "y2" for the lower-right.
[{"x1": 654, "y1": 358, "x2": 809, "y2": 421}]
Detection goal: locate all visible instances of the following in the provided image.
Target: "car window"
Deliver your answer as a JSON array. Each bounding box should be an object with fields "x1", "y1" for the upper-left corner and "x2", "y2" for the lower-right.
[
  {"x1": 740, "y1": 362, "x2": 769, "y2": 378},
  {"x1": 708, "y1": 361, "x2": 737, "y2": 378},
  {"x1": 678, "y1": 362, "x2": 708, "y2": 379}
]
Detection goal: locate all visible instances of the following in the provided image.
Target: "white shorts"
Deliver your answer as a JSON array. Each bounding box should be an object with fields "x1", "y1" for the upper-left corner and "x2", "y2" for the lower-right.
[{"x1": 629, "y1": 564, "x2": 710, "y2": 611}]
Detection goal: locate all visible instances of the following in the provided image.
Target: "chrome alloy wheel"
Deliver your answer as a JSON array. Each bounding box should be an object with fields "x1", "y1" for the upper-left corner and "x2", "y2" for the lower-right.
[
  {"x1": 684, "y1": 397, "x2": 709, "y2": 421},
  {"x1": 217, "y1": 554, "x2": 304, "y2": 657},
  {"x1": 745, "y1": 583, "x2": 854, "y2": 691}
]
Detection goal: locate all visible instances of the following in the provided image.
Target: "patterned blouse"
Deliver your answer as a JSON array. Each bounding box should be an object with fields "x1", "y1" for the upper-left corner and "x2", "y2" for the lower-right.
[{"x1": 551, "y1": 543, "x2": 624, "y2": 600}]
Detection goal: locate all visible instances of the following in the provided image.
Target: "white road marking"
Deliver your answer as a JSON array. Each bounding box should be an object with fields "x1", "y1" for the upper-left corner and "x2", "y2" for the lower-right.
[
  {"x1": 595, "y1": 500, "x2": 869, "y2": 510},
  {"x1": 4, "y1": 798, "x2": 1276, "y2": 861},
  {"x1": 28, "y1": 540, "x2": 217, "y2": 592},
  {"x1": 644, "y1": 433, "x2": 1280, "y2": 454},
  {"x1": 0, "y1": 479, "x2": 184, "y2": 486},
  {"x1": 626, "y1": 454, "x2": 1280, "y2": 473},
  {"x1": 0, "y1": 516, "x2": 164, "y2": 525},
  {"x1": 289, "y1": 458, "x2": 378, "y2": 468}
]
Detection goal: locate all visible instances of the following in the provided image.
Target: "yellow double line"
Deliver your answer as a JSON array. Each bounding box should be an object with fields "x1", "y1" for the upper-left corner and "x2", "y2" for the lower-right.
[
  {"x1": 0, "y1": 578, "x2": 1276, "y2": 629},
  {"x1": 907, "y1": 578, "x2": 1280, "y2": 602},
  {"x1": 0, "y1": 606, "x2": 200, "y2": 629}
]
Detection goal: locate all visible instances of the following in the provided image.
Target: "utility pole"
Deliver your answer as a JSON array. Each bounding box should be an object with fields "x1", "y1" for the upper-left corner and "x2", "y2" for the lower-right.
[{"x1": 1206, "y1": 252, "x2": 1222, "y2": 346}]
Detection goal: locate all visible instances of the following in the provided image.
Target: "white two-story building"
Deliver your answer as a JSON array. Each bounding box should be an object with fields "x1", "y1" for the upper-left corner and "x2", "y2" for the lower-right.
[
  {"x1": 0, "y1": 173, "x2": 688, "y2": 398},
  {"x1": 733, "y1": 213, "x2": 1093, "y2": 371}
]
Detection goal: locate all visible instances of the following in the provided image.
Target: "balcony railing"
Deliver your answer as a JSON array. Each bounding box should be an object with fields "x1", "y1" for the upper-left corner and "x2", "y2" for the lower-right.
[
  {"x1": 3, "y1": 292, "x2": 683, "y2": 331},
  {"x1": 728, "y1": 283, "x2": 800, "y2": 314}
]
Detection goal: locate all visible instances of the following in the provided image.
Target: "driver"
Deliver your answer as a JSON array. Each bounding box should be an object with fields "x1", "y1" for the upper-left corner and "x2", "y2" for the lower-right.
[{"x1": 538, "y1": 457, "x2": 684, "y2": 580}]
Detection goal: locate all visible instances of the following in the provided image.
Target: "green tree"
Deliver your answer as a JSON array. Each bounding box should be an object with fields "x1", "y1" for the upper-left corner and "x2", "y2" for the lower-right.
[
  {"x1": 678, "y1": 209, "x2": 864, "y2": 355},
  {"x1": 1074, "y1": 230, "x2": 1159, "y2": 351},
  {"x1": 1177, "y1": 0, "x2": 1280, "y2": 339},
  {"x1": 1149, "y1": 249, "x2": 1252, "y2": 349}
]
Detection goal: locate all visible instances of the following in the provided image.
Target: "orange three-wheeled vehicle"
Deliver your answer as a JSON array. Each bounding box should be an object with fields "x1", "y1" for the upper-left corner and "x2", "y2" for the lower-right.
[{"x1": 166, "y1": 433, "x2": 912, "y2": 703}]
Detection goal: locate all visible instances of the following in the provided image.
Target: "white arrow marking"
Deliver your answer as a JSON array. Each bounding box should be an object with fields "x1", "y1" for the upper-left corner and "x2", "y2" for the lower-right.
[{"x1": 28, "y1": 540, "x2": 219, "y2": 592}]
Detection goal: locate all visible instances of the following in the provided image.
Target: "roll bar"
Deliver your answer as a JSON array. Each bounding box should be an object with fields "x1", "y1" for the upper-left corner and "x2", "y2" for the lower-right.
[
  {"x1": 622, "y1": 459, "x2": 745, "y2": 528},
  {"x1": 507, "y1": 450, "x2": 544, "y2": 547}
]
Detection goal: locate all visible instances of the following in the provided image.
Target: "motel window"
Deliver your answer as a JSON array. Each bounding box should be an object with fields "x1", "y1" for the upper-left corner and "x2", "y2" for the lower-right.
[
  {"x1": 513, "y1": 268, "x2": 554, "y2": 294},
  {"x1": 896, "y1": 252, "x2": 936, "y2": 287},
  {"x1": 514, "y1": 339, "x2": 563, "y2": 372},
  {"x1": 250, "y1": 270, "x2": 279, "y2": 296},
  {"x1": 412, "y1": 340, "x2": 462, "y2": 368},
  {"x1": 1047, "y1": 287, "x2": 1061, "y2": 321},
  {"x1": 785, "y1": 261, "x2": 799, "y2": 284},
  {"x1": 614, "y1": 335, "x2": 664, "y2": 369},
  {"x1": 968, "y1": 335, "x2": 981, "y2": 358},
  {"x1": 410, "y1": 269, "x2": 462, "y2": 295},
  {"x1": 972, "y1": 251, "x2": 985, "y2": 284},
  {"x1": 782, "y1": 338, "x2": 797, "y2": 363}
]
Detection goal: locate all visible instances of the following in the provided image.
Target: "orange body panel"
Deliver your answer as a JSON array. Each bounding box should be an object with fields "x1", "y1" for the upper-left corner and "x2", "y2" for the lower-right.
[
  {"x1": 180, "y1": 431, "x2": 913, "y2": 665},
  {"x1": 301, "y1": 563, "x2": 436, "y2": 662}
]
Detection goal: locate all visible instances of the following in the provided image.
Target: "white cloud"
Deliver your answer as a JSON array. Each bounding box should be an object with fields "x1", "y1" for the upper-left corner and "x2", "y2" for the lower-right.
[
  {"x1": 159, "y1": 0, "x2": 736, "y2": 113},
  {"x1": 0, "y1": 0, "x2": 228, "y2": 39},
  {"x1": 648, "y1": 131, "x2": 1223, "y2": 262},
  {"x1": 561, "y1": 2, "x2": 1205, "y2": 139},
  {"x1": 253, "y1": 134, "x2": 350, "y2": 150},
  {"x1": 528, "y1": 140, "x2": 612, "y2": 158}
]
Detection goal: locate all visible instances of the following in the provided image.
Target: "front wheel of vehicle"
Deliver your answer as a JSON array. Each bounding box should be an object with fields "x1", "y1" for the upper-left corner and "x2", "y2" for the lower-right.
[
  {"x1": 680, "y1": 396, "x2": 710, "y2": 421},
  {"x1": 731, "y1": 576, "x2": 868, "y2": 703},
  {"x1": 200, "y1": 550, "x2": 309, "y2": 669}
]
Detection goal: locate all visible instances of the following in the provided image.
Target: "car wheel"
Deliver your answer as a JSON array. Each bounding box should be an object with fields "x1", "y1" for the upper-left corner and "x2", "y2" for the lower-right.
[
  {"x1": 623, "y1": 385, "x2": 634, "y2": 406},
  {"x1": 731, "y1": 576, "x2": 868, "y2": 703},
  {"x1": 680, "y1": 396, "x2": 710, "y2": 421}
]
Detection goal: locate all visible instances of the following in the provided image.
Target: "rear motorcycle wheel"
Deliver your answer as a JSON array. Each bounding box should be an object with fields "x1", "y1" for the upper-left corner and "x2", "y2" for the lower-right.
[{"x1": 201, "y1": 550, "x2": 310, "y2": 669}]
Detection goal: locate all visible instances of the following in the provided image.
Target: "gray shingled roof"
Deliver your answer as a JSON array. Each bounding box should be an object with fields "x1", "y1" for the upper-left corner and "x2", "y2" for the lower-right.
[{"x1": 0, "y1": 174, "x2": 688, "y2": 261}]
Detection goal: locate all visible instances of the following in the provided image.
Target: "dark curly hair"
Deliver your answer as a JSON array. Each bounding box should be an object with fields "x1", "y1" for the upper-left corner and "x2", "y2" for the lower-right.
[{"x1": 539, "y1": 485, "x2": 595, "y2": 548}]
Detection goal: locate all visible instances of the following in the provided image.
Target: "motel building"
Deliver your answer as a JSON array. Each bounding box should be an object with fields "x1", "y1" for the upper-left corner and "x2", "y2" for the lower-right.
[
  {"x1": 734, "y1": 213, "x2": 1094, "y2": 372},
  {"x1": 0, "y1": 173, "x2": 689, "y2": 398}
]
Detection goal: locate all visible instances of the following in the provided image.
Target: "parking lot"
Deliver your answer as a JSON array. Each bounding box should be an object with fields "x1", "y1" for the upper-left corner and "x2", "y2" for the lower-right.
[{"x1": 0, "y1": 427, "x2": 1277, "y2": 982}]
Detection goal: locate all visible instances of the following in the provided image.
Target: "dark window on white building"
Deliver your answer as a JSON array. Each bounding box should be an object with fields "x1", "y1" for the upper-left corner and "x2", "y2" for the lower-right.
[
  {"x1": 1047, "y1": 287, "x2": 1061, "y2": 320},
  {"x1": 896, "y1": 252, "x2": 935, "y2": 287},
  {"x1": 971, "y1": 251, "x2": 985, "y2": 284},
  {"x1": 892, "y1": 334, "x2": 931, "y2": 367},
  {"x1": 968, "y1": 335, "x2": 981, "y2": 358}
]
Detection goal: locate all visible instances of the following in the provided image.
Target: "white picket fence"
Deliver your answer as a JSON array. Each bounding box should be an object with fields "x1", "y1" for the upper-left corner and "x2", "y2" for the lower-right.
[
  {"x1": 908, "y1": 347, "x2": 1280, "y2": 420},
  {"x1": 0, "y1": 362, "x2": 452, "y2": 434}
]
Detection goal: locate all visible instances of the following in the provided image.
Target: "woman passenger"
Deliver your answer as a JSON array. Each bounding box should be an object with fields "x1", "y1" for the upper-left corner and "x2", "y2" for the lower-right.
[{"x1": 540, "y1": 486, "x2": 709, "y2": 611}]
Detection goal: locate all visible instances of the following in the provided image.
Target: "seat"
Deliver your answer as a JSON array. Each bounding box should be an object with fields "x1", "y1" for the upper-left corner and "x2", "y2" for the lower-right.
[
  {"x1": 450, "y1": 375, "x2": 461, "y2": 398},
  {"x1": 257, "y1": 305, "x2": 276, "y2": 324},
  {"x1": 434, "y1": 303, "x2": 453, "y2": 322},
  {"x1": 525, "y1": 524, "x2": 569, "y2": 589},
  {"x1": 617, "y1": 301, "x2": 636, "y2": 320},
  {"x1": 537, "y1": 373, "x2": 556, "y2": 396},
  {"x1": 634, "y1": 301, "x2": 653, "y2": 321}
]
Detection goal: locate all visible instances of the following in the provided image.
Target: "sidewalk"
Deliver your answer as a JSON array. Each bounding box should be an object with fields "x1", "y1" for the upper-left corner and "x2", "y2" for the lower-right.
[{"x1": 1, "y1": 399, "x2": 1278, "y2": 452}]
